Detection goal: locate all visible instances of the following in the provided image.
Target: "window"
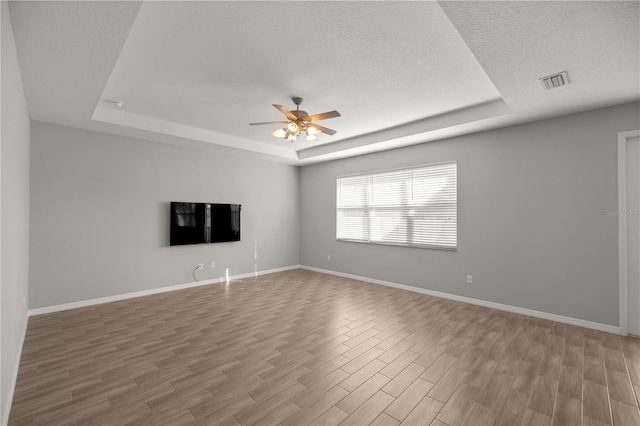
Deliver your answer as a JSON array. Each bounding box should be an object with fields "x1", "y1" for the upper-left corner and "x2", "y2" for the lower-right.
[{"x1": 336, "y1": 162, "x2": 457, "y2": 250}]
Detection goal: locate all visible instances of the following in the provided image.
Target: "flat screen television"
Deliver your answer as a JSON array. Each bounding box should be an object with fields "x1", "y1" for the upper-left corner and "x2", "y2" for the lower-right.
[{"x1": 170, "y1": 202, "x2": 241, "y2": 246}]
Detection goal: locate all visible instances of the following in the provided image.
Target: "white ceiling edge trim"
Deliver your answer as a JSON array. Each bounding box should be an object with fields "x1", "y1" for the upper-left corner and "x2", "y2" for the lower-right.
[
  {"x1": 297, "y1": 98, "x2": 510, "y2": 161},
  {"x1": 92, "y1": 105, "x2": 297, "y2": 160},
  {"x1": 62, "y1": 119, "x2": 299, "y2": 165},
  {"x1": 92, "y1": 98, "x2": 509, "y2": 165},
  {"x1": 295, "y1": 120, "x2": 500, "y2": 166}
]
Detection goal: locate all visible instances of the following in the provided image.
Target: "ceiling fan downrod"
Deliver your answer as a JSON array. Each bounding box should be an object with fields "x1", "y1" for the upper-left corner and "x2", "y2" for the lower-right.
[{"x1": 291, "y1": 97, "x2": 303, "y2": 110}]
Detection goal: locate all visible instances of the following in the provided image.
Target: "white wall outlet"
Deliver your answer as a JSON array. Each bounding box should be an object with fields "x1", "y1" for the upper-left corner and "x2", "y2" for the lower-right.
[
  {"x1": 211, "y1": 261, "x2": 215, "y2": 268},
  {"x1": 467, "y1": 275, "x2": 473, "y2": 284},
  {"x1": 198, "y1": 263, "x2": 203, "y2": 270},
  {"x1": 23, "y1": 297, "x2": 26, "y2": 307},
  {"x1": 327, "y1": 255, "x2": 331, "y2": 261}
]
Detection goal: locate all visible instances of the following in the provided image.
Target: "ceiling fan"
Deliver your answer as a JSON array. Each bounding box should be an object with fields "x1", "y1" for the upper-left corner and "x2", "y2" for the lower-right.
[{"x1": 250, "y1": 97, "x2": 340, "y2": 142}]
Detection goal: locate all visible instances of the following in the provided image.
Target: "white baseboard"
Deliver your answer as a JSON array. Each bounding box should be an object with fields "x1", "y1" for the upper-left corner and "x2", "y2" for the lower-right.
[
  {"x1": 2, "y1": 311, "x2": 28, "y2": 426},
  {"x1": 28, "y1": 265, "x2": 301, "y2": 316},
  {"x1": 301, "y1": 265, "x2": 622, "y2": 335},
  {"x1": 26, "y1": 262, "x2": 623, "y2": 331}
]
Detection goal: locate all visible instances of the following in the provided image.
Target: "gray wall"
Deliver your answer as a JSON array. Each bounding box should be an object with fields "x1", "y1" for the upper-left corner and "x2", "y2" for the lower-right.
[
  {"x1": 1, "y1": 1, "x2": 30, "y2": 422},
  {"x1": 29, "y1": 122, "x2": 300, "y2": 309},
  {"x1": 301, "y1": 102, "x2": 640, "y2": 327}
]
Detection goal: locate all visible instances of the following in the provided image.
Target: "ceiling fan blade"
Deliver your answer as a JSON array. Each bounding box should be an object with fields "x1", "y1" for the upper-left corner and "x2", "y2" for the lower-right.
[
  {"x1": 249, "y1": 121, "x2": 289, "y2": 126},
  {"x1": 273, "y1": 104, "x2": 297, "y2": 121},
  {"x1": 306, "y1": 110, "x2": 341, "y2": 122},
  {"x1": 308, "y1": 123, "x2": 337, "y2": 136}
]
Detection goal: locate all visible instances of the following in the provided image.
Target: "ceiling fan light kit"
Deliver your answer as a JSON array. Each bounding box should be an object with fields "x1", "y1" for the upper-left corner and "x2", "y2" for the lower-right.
[{"x1": 250, "y1": 97, "x2": 341, "y2": 143}]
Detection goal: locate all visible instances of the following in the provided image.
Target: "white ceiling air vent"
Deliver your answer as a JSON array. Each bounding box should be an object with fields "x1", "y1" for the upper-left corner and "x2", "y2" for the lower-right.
[{"x1": 539, "y1": 71, "x2": 570, "y2": 90}]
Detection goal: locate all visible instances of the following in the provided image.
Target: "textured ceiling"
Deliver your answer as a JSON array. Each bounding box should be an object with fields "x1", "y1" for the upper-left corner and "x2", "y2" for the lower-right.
[
  {"x1": 7, "y1": 1, "x2": 640, "y2": 164},
  {"x1": 95, "y1": 1, "x2": 502, "y2": 159},
  {"x1": 7, "y1": 1, "x2": 142, "y2": 130},
  {"x1": 440, "y1": 1, "x2": 640, "y2": 112}
]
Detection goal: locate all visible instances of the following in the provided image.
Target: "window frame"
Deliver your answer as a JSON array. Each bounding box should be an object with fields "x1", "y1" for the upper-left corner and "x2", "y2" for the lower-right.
[{"x1": 336, "y1": 161, "x2": 457, "y2": 251}]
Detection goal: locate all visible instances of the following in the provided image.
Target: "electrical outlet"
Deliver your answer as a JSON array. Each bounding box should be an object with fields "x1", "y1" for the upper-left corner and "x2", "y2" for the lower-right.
[
  {"x1": 23, "y1": 297, "x2": 26, "y2": 307},
  {"x1": 467, "y1": 275, "x2": 473, "y2": 284},
  {"x1": 328, "y1": 255, "x2": 331, "y2": 261},
  {"x1": 198, "y1": 263, "x2": 203, "y2": 270},
  {"x1": 211, "y1": 261, "x2": 215, "y2": 268}
]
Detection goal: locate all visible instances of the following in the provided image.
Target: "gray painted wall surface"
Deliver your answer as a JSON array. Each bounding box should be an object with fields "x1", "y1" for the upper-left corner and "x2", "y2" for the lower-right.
[
  {"x1": 301, "y1": 102, "x2": 640, "y2": 327},
  {"x1": 1, "y1": 1, "x2": 30, "y2": 421},
  {"x1": 29, "y1": 122, "x2": 300, "y2": 309}
]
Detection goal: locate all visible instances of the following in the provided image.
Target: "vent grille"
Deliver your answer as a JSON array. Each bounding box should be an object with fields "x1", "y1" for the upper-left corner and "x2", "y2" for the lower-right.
[{"x1": 539, "y1": 71, "x2": 569, "y2": 90}]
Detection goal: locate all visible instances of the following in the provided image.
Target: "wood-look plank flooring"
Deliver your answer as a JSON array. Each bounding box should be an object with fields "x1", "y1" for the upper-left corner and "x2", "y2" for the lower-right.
[{"x1": 9, "y1": 269, "x2": 640, "y2": 425}]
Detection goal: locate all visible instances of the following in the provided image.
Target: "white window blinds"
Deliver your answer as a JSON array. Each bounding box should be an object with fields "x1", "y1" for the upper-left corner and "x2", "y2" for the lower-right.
[{"x1": 336, "y1": 162, "x2": 457, "y2": 250}]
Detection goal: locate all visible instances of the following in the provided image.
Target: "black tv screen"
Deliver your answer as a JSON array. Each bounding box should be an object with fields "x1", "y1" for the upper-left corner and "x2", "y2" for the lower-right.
[{"x1": 170, "y1": 202, "x2": 241, "y2": 246}]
